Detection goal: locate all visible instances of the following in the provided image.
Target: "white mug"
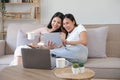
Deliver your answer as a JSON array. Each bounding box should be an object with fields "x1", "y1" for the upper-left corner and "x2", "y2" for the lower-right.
[
  {"x1": 27, "y1": 32, "x2": 35, "y2": 40},
  {"x1": 56, "y1": 58, "x2": 69, "y2": 68}
]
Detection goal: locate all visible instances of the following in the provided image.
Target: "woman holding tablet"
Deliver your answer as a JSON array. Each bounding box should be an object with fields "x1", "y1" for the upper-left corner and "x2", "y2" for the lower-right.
[
  {"x1": 50, "y1": 13, "x2": 88, "y2": 63},
  {"x1": 10, "y1": 12, "x2": 66, "y2": 66}
]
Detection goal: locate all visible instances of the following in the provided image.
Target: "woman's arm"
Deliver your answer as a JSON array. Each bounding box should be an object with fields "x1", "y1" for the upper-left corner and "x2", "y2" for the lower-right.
[
  {"x1": 28, "y1": 32, "x2": 66, "y2": 49},
  {"x1": 65, "y1": 31, "x2": 88, "y2": 46}
]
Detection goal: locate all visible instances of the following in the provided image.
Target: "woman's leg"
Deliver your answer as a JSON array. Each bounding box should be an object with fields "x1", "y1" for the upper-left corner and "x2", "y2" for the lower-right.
[
  {"x1": 50, "y1": 45, "x2": 88, "y2": 63},
  {"x1": 18, "y1": 56, "x2": 23, "y2": 65},
  {"x1": 10, "y1": 45, "x2": 30, "y2": 66}
]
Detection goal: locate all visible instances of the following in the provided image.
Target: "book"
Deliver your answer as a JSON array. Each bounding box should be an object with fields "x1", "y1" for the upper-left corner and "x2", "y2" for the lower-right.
[{"x1": 30, "y1": 6, "x2": 35, "y2": 19}]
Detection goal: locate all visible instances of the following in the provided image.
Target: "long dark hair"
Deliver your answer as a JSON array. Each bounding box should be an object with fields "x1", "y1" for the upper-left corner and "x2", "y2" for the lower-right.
[
  {"x1": 64, "y1": 13, "x2": 78, "y2": 27},
  {"x1": 47, "y1": 12, "x2": 64, "y2": 32},
  {"x1": 63, "y1": 14, "x2": 78, "y2": 38}
]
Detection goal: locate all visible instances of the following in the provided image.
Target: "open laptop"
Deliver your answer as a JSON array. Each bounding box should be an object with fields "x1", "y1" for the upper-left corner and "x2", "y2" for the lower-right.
[{"x1": 21, "y1": 48, "x2": 56, "y2": 70}]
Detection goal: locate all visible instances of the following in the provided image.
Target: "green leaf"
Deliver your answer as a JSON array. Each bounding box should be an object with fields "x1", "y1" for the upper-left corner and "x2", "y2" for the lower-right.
[
  {"x1": 0, "y1": 0, "x2": 6, "y2": 13},
  {"x1": 73, "y1": 63, "x2": 79, "y2": 68},
  {"x1": 79, "y1": 62, "x2": 84, "y2": 67}
]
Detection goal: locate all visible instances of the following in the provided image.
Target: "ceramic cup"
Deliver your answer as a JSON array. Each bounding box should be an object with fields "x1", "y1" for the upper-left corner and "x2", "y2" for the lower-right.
[
  {"x1": 27, "y1": 32, "x2": 35, "y2": 40},
  {"x1": 56, "y1": 58, "x2": 68, "y2": 68}
]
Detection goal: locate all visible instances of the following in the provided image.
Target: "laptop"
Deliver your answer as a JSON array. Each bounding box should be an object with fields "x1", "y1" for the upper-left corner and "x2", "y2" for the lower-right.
[{"x1": 21, "y1": 48, "x2": 56, "y2": 70}]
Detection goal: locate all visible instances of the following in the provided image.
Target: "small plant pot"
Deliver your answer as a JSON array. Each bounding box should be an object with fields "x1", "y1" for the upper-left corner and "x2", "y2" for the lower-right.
[
  {"x1": 79, "y1": 67, "x2": 85, "y2": 73},
  {"x1": 71, "y1": 66, "x2": 80, "y2": 74}
]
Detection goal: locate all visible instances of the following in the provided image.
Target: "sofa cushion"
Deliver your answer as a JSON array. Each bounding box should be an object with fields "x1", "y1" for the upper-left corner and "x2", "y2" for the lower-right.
[
  {"x1": 16, "y1": 30, "x2": 39, "y2": 47},
  {"x1": 87, "y1": 27, "x2": 108, "y2": 58},
  {"x1": 85, "y1": 57, "x2": 120, "y2": 78},
  {"x1": 85, "y1": 57, "x2": 120, "y2": 68},
  {"x1": 6, "y1": 23, "x2": 44, "y2": 54},
  {"x1": 0, "y1": 54, "x2": 13, "y2": 65},
  {"x1": 0, "y1": 65, "x2": 9, "y2": 71}
]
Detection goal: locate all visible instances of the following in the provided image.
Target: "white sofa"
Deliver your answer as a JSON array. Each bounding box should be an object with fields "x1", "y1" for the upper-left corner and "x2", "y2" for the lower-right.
[{"x1": 0, "y1": 23, "x2": 120, "y2": 79}]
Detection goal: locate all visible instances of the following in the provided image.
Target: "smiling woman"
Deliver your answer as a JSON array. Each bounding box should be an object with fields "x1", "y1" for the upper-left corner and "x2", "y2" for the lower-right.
[
  {"x1": 10, "y1": 12, "x2": 66, "y2": 66},
  {"x1": 50, "y1": 13, "x2": 88, "y2": 64}
]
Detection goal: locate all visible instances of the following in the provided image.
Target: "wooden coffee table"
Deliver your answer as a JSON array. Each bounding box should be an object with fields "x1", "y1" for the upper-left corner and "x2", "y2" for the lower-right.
[
  {"x1": 0, "y1": 65, "x2": 64, "y2": 80},
  {"x1": 54, "y1": 67, "x2": 95, "y2": 80},
  {"x1": 0, "y1": 66, "x2": 115, "y2": 80}
]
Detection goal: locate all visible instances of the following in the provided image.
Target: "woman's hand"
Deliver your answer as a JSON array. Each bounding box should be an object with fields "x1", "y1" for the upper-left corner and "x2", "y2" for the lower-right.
[
  {"x1": 45, "y1": 41, "x2": 56, "y2": 49},
  {"x1": 28, "y1": 43, "x2": 39, "y2": 48},
  {"x1": 45, "y1": 41, "x2": 62, "y2": 49},
  {"x1": 62, "y1": 39, "x2": 69, "y2": 45}
]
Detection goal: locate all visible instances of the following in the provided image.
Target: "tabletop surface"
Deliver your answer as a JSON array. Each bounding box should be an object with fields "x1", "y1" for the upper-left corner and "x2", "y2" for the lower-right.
[
  {"x1": 54, "y1": 67, "x2": 95, "y2": 80},
  {"x1": 0, "y1": 65, "x2": 95, "y2": 80},
  {"x1": 0, "y1": 65, "x2": 64, "y2": 80}
]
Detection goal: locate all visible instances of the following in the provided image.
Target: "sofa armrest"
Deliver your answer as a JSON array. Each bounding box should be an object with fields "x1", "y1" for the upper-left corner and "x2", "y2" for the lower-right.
[{"x1": 0, "y1": 40, "x2": 5, "y2": 56}]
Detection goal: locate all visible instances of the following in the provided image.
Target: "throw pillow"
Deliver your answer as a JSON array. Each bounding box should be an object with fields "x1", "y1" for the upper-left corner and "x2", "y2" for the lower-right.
[
  {"x1": 16, "y1": 30, "x2": 39, "y2": 47},
  {"x1": 87, "y1": 27, "x2": 108, "y2": 58}
]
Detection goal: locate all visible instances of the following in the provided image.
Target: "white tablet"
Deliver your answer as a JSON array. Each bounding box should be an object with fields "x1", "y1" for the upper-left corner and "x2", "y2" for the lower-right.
[{"x1": 41, "y1": 33, "x2": 63, "y2": 46}]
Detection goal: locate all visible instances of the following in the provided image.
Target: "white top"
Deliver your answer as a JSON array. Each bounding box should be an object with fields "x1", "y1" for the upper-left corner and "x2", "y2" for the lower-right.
[{"x1": 66, "y1": 24, "x2": 86, "y2": 41}]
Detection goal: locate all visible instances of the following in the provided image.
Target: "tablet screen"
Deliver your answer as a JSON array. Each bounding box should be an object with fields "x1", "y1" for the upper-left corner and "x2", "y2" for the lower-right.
[{"x1": 41, "y1": 33, "x2": 63, "y2": 46}]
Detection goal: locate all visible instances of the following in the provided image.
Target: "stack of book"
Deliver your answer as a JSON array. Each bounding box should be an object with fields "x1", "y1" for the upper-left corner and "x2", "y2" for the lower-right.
[
  {"x1": 0, "y1": 0, "x2": 39, "y2": 3},
  {"x1": 10, "y1": 0, "x2": 35, "y2": 3},
  {"x1": 31, "y1": 6, "x2": 39, "y2": 19}
]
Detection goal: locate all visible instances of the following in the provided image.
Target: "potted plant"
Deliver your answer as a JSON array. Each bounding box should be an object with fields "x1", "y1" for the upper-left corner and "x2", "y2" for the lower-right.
[
  {"x1": 71, "y1": 62, "x2": 80, "y2": 74},
  {"x1": 0, "y1": 0, "x2": 6, "y2": 39},
  {"x1": 79, "y1": 62, "x2": 85, "y2": 73},
  {"x1": 0, "y1": 0, "x2": 6, "y2": 21}
]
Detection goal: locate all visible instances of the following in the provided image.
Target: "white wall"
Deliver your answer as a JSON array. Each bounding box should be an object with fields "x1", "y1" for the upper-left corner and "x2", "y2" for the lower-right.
[
  {"x1": 0, "y1": 0, "x2": 120, "y2": 38},
  {"x1": 41, "y1": 0, "x2": 120, "y2": 24}
]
